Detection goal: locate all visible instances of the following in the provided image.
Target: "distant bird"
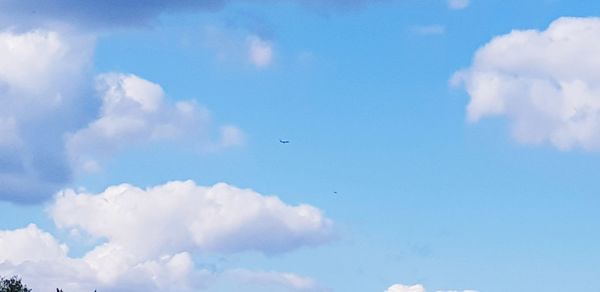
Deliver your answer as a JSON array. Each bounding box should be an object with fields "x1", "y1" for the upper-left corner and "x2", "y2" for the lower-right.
[
  {"x1": 333, "y1": 191, "x2": 338, "y2": 195},
  {"x1": 279, "y1": 139, "x2": 290, "y2": 144}
]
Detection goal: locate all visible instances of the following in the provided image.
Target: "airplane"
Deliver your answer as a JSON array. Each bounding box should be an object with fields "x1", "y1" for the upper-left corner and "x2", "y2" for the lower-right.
[{"x1": 279, "y1": 139, "x2": 290, "y2": 144}]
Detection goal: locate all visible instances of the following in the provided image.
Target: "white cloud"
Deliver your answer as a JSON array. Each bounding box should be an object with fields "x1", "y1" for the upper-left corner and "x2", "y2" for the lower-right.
[
  {"x1": 0, "y1": 181, "x2": 332, "y2": 291},
  {"x1": 218, "y1": 125, "x2": 246, "y2": 148},
  {"x1": 80, "y1": 247, "x2": 210, "y2": 291},
  {"x1": 0, "y1": 226, "x2": 211, "y2": 292},
  {"x1": 410, "y1": 25, "x2": 446, "y2": 35},
  {"x1": 0, "y1": 24, "x2": 250, "y2": 204},
  {"x1": 385, "y1": 284, "x2": 425, "y2": 292},
  {"x1": 447, "y1": 0, "x2": 470, "y2": 10},
  {"x1": 226, "y1": 269, "x2": 325, "y2": 291},
  {"x1": 66, "y1": 73, "x2": 243, "y2": 172},
  {"x1": 0, "y1": 30, "x2": 93, "y2": 97},
  {"x1": 50, "y1": 180, "x2": 334, "y2": 257},
  {"x1": 0, "y1": 224, "x2": 68, "y2": 265},
  {"x1": 386, "y1": 284, "x2": 478, "y2": 292},
  {"x1": 203, "y1": 26, "x2": 276, "y2": 69},
  {"x1": 0, "y1": 244, "x2": 321, "y2": 292},
  {"x1": 453, "y1": 17, "x2": 600, "y2": 151},
  {"x1": 0, "y1": 224, "x2": 98, "y2": 291},
  {"x1": 0, "y1": 29, "x2": 94, "y2": 203},
  {"x1": 386, "y1": 284, "x2": 425, "y2": 292},
  {"x1": 0, "y1": 29, "x2": 242, "y2": 203},
  {"x1": 247, "y1": 35, "x2": 274, "y2": 68}
]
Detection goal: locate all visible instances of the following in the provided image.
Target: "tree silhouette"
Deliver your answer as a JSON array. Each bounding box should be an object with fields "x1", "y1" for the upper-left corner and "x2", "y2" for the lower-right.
[
  {"x1": 0, "y1": 276, "x2": 98, "y2": 292},
  {"x1": 0, "y1": 276, "x2": 31, "y2": 292}
]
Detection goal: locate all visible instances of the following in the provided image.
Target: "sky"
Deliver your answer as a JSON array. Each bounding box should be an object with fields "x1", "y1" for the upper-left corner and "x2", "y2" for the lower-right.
[{"x1": 1, "y1": 0, "x2": 600, "y2": 291}]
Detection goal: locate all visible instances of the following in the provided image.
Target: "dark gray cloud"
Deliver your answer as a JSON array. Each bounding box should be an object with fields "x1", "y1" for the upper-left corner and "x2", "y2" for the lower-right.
[
  {"x1": 0, "y1": 29, "x2": 242, "y2": 204},
  {"x1": 0, "y1": 0, "x2": 383, "y2": 30},
  {"x1": 0, "y1": 80, "x2": 95, "y2": 203},
  {"x1": 0, "y1": 0, "x2": 382, "y2": 203},
  {"x1": 0, "y1": 0, "x2": 226, "y2": 30},
  {"x1": 0, "y1": 29, "x2": 95, "y2": 203}
]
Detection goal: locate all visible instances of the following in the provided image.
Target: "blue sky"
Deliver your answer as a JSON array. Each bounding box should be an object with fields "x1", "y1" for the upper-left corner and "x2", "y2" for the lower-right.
[{"x1": 1, "y1": 1, "x2": 600, "y2": 292}]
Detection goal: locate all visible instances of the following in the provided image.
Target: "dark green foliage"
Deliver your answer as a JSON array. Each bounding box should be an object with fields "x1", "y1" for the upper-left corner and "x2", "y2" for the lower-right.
[
  {"x1": 0, "y1": 276, "x2": 31, "y2": 292},
  {"x1": 0, "y1": 276, "x2": 97, "y2": 292}
]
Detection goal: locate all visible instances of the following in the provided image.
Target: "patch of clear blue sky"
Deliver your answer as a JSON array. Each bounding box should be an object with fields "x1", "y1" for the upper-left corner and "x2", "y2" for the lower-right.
[{"x1": 4, "y1": 0, "x2": 600, "y2": 291}]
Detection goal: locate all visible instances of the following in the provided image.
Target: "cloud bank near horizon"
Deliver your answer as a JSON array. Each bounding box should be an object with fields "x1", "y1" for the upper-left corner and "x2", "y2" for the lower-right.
[
  {"x1": 385, "y1": 283, "x2": 478, "y2": 292},
  {"x1": 0, "y1": 180, "x2": 334, "y2": 292}
]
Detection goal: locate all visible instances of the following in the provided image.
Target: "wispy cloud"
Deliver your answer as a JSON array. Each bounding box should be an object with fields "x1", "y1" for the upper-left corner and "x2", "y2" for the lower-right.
[
  {"x1": 447, "y1": 0, "x2": 470, "y2": 10},
  {"x1": 203, "y1": 25, "x2": 276, "y2": 69},
  {"x1": 247, "y1": 35, "x2": 274, "y2": 68},
  {"x1": 410, "y1": 25, "x2": 446, "y2": 35}
]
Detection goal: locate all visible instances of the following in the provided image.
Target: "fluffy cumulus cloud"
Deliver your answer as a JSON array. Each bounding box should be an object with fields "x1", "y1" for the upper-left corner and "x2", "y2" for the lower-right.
[
  {"x1": 0, "y1": 29, "x2": 94, "y2": 203},
  {"x1": 0, "y1": 224, "x2": 68, "y2": 264},
  {"x1": 67, "y1": 73, "x2": 243, "y2": 172},
  {"x1": 50, "y1": 180, "x2": 334, "y2": 257},
  {"x1": 453, "y1": 17, "x2": 600, "y2": 151},
  {"x1": 0, "y1": 28, "x2": 242, "y2": 203},
  {"x1": 0, "y1": 181, "x2": 332, "y2": 291},
  {"x1": 0, "y1": 225, "x2": 211, "y2": 292}
]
